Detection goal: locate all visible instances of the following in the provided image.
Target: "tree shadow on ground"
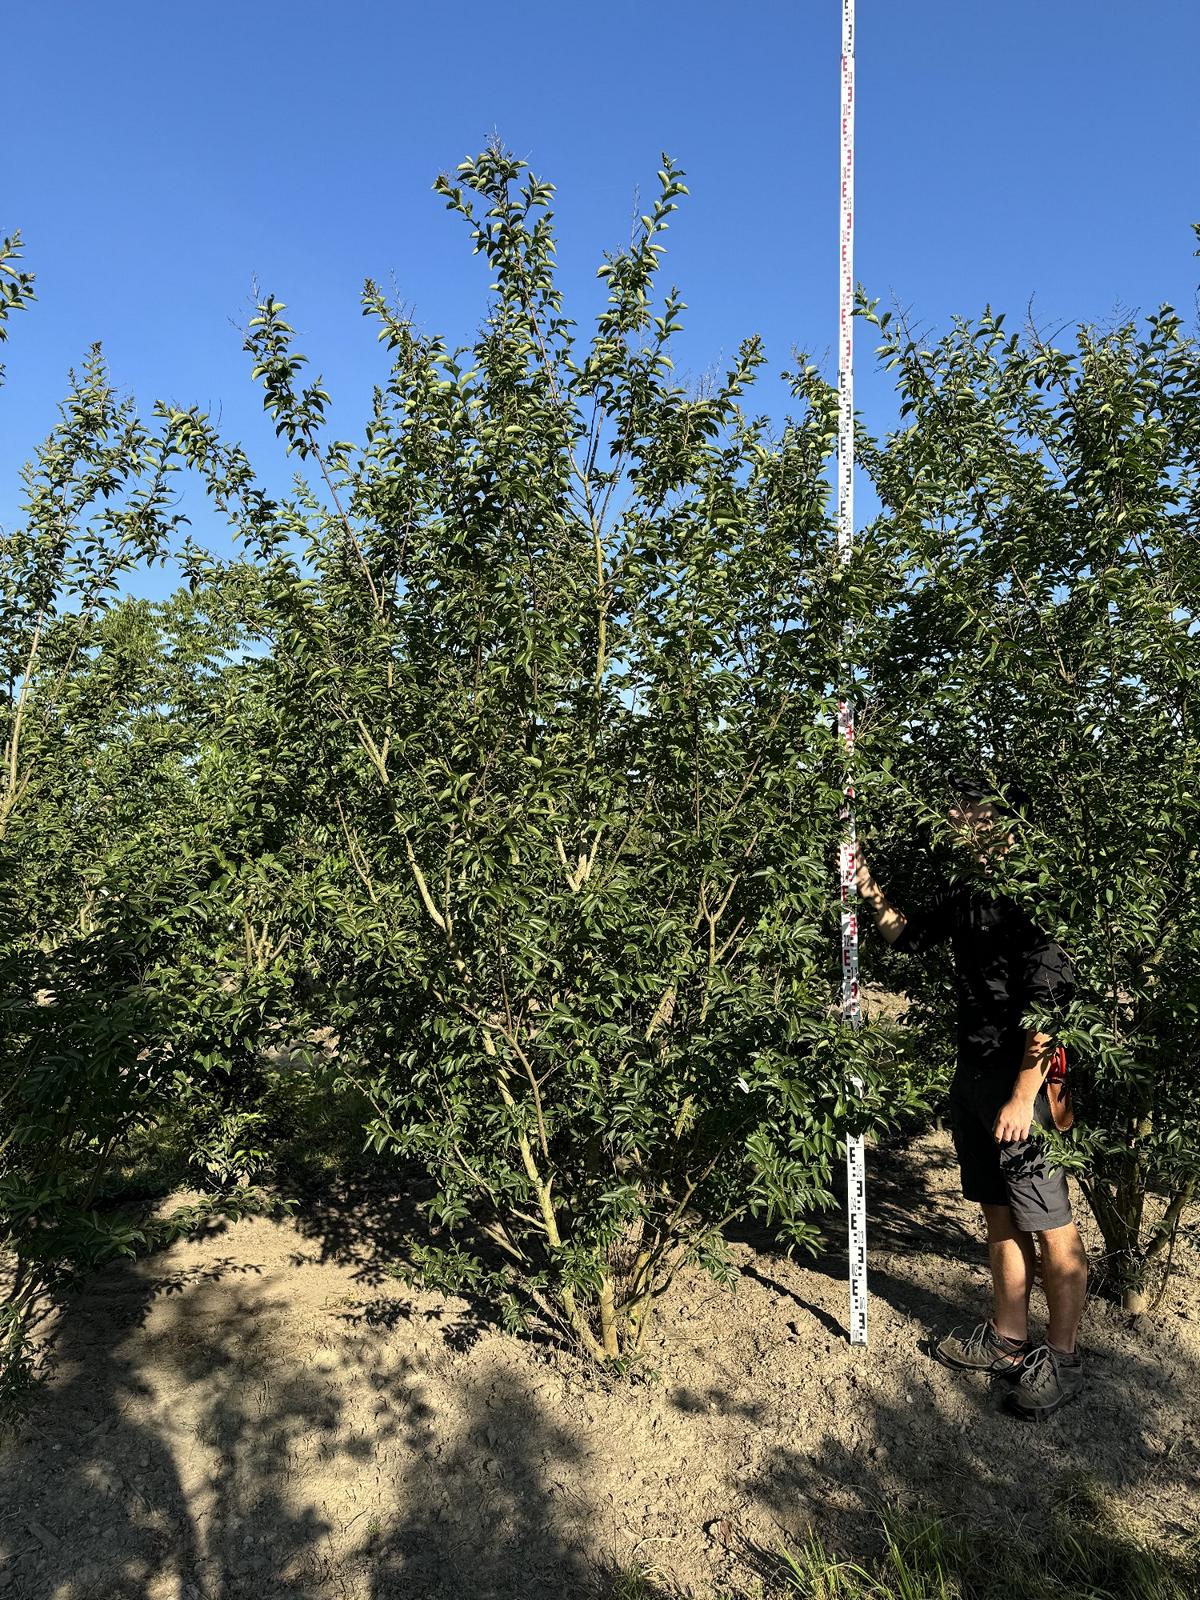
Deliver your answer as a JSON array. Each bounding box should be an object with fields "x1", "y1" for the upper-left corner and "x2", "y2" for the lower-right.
[
  {"x1": 731, "y1": 1130, "x2": 986, "y2": 1342},
  {"x1": 736, "y1": 1337, "x2": 1200, "y2": 1588},
  {"x1": 3, "y1": 1253, "x2": 236, "y2": 1596},
  {"x1": 360, "y1": 1365, "x2": 601, "y2": 1599},
  {"x1": 0, "y1": 1218, "x2": 610, "y2": 1599},
  {"x1": 3, "y1": 1135, "x2": 1196, "y2": 1600},
  {"x1": 0, "y1": 1240, "x2": 376, "y2": 1598},
  {"x1": 270, "y1": 1157, "x2": 432, "y2": 1286},
  {"x1": 272, "y1": 1158, "x2": 567, "y2": 1359},
  {"x1": 721, "y1": 1131, "x2": 1200, "y2": 1584}
]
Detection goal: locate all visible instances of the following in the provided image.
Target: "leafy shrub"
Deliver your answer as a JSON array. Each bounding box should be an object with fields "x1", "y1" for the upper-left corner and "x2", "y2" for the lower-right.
[
  {"x1": 843, "y1": 269, "x2": 1200, "y2": 1307},
  {"x1": 165, "y1": 146, "x2": 911, "y2": 1358}
]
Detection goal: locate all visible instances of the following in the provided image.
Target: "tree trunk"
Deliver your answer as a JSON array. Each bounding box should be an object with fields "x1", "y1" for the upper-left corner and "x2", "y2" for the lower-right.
[
  {"x1": 1081, "y1": 1171, "x2": 1140, "y2": 1305},
  {"x1": 598, "y1": 1276, "x2": 620, "y2": 1360},
  {"x1": 627, "y1": 1248, "x2": 655, "y2": 1350}
]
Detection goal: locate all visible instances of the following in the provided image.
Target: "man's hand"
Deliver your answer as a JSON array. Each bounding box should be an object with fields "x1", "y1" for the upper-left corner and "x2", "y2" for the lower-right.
[
  {"x1": 854, "y1": 847, "x2": 908, "y2": 945},
  {"x1": 854, "y1": 853, "x2": 875, "y2": 902},
  {"x1": 993, "y1": 1095, "x2": 1037, "y2": 1144},
  {"x1": 996, "y1": 1032, "x2": 1057, "y2": 1143}
]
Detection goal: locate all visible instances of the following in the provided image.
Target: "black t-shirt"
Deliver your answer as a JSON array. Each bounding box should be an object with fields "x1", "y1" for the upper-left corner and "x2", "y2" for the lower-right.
[{"x1": 891, "y1": 880, "x2": 1074, "y2": 1073}]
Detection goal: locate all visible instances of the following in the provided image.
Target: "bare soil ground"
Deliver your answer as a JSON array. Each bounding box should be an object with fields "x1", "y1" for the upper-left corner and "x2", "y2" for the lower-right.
[{"x1": 1, "y1": 1132, "x2": 1197, "y2": 1600}]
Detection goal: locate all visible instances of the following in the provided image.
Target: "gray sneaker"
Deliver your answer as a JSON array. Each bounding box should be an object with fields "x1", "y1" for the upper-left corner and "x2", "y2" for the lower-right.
[
  {"x1": 1005, "y1": 1342, "x2": 1084, "y2": 1420},
  {"x1": 934, "y1": 1320, "x2": 1030, "y2": 1377}
]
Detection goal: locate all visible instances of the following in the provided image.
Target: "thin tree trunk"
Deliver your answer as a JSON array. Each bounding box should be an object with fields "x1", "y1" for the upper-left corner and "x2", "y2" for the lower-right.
[
  {"x1": 626, "y1": 1247, "x2": 655, "y2": 1349},
  {"x1": 598, "y1": 1276, "x2": 620, "y2": 1360},
  {"x1": 1143, "y1": 1180, "x2": 1194, "y2": 1261}
]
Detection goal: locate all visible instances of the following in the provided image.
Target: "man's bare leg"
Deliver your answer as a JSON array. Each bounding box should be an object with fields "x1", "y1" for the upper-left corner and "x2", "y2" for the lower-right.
[
  {"x1": 1038, "y1": 1221, "x2": 1088, "y2": 1353},
  {"x1": 982, "y1": 1202, "x2": 1036, "y2": 1342},
  {"x1": 1006, "y1": 1219, "x2": 1088, "y2": 1416}
]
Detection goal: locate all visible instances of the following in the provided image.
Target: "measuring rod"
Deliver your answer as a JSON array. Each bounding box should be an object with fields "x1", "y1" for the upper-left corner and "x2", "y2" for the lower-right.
[{"x1": 837, "y1": 0, "x2": 869, "y2": 1348}]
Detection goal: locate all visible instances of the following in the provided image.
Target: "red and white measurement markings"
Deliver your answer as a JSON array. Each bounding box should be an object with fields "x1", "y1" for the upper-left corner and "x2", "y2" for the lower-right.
[{"x1": 837, "y1": 0, "x2": 868, "y2": 1348}]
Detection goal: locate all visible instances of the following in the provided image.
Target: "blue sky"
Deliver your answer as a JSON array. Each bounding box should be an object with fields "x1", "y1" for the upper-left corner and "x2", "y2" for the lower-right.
[{"x1": 4, "y1": 0, "x2": 1198, "y2": 591}]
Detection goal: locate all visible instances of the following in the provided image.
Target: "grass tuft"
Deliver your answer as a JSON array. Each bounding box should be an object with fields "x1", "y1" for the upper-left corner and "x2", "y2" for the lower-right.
[{"x1": 609, "y1": 1483, "x2": 1199, "y2": 1600}]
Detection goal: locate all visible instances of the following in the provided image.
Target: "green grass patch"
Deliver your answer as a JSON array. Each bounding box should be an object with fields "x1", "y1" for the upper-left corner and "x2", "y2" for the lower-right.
[{"x1": 612, "y1": 1478, "x2": 1198, "y2": 1599}]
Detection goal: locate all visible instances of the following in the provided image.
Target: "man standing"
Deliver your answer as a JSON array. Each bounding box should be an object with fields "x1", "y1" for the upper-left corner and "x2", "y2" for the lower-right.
[{"x1": 855, "y1": 776, "x2": 1088, "y2": 1419}]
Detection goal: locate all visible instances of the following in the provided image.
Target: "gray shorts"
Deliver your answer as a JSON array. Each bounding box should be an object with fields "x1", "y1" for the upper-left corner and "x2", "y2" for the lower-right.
[{"x1": 948, "y1": 1068, "x2": 1073, "y2": 1232}]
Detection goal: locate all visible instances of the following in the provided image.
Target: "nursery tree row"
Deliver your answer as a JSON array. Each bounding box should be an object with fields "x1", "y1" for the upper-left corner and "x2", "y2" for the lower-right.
[{"x1": 2, "y1": 156, "x2": 1197, "y2": 1402}]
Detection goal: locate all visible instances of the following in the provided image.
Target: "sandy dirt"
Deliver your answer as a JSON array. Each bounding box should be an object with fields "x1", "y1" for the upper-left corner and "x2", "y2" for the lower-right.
[{"x1": 1, "y1": 1132, "x2": 1197, "y2": 1599}]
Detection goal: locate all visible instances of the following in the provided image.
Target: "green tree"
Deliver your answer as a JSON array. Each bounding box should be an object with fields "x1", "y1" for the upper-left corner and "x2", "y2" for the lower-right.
[
  {"x1": 0, "y1": 241, "x2": 295, "y2": 1411},
  {"x1": 168, "y1": 147, "x2": 910, "y2": 1359},
  {"x1": 845, "y1": 269, "x2": 1200, "y2": 1309}
]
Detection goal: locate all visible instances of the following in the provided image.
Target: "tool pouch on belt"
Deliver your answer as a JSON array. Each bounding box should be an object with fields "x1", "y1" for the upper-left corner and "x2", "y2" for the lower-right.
[{"x1": 1045, "y1": 1044, "x2": 1074, "y2": 1132}]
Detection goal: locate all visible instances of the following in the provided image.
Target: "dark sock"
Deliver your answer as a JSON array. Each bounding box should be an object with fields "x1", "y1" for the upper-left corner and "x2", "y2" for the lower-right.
[
  {"x1": 991, "y1": 1324, "x2": 1028, "y2": 1351},
  {"x1": 1048, "y1": 1342, "x2": 1080, "y2": 1363}
]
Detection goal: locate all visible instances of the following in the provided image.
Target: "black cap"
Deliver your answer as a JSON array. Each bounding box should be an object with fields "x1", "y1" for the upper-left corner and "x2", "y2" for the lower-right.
[{"x1": 943, "y1": 771, "x2": 1031, "y2": 819}]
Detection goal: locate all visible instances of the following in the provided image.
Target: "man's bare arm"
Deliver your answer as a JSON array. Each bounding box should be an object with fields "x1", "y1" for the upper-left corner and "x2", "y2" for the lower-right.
[
  {"x1": 993, "y1": 1030, "x2": 1056, "y2": 1143},
  {"x1": 854, "y1": 850, "x2": 909, "y2": 945}
]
